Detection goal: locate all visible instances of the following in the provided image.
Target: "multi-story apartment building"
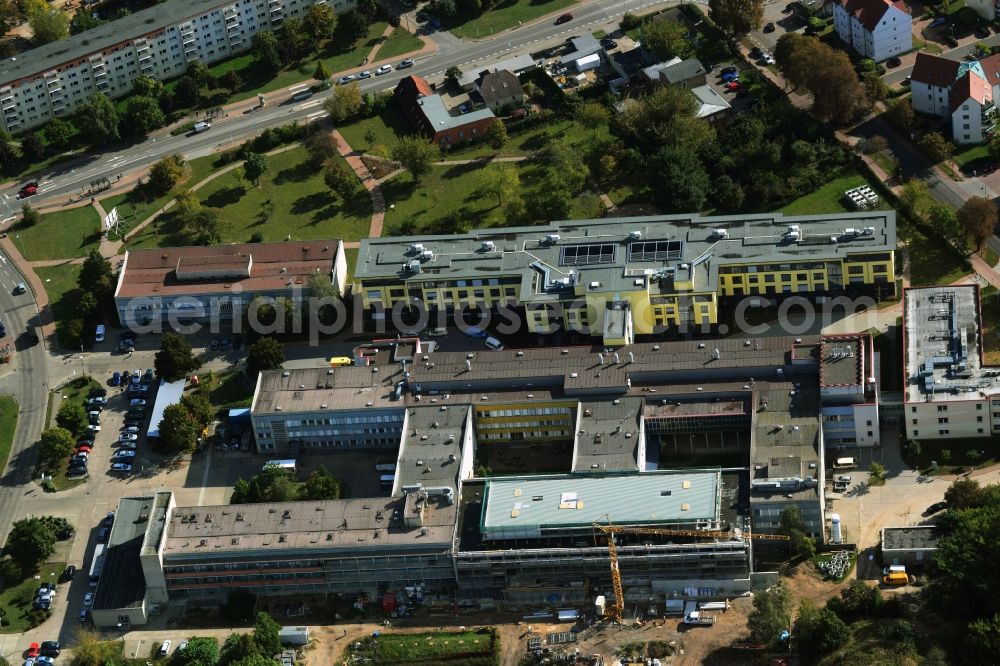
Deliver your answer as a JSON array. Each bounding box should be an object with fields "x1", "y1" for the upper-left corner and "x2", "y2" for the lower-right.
[
  {"x1": 0, "y1": 0, "x2": 356, "y2": 133},
  {"x1": 354, "y1": 213, "x2": 896, "y2": 344},
  {"x1": 911, "y1": 53, "x2": 999, "y2": 145},
  {"x1": 904, "y1": 284, "x2": 1000, "y2": 441},
  {"x1": 832, "y1": 0, "x2": 912, "y2": 63}
]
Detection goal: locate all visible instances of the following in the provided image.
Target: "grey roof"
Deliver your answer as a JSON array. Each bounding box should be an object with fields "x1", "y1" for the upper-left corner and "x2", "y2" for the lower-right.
[
  {"x1": 477, "y1": 70, "x2": 522, "y2": 106},
  {"x1": 691, "y1": 84, "x2": 731, "y2": 117},
  {"x1": 395, "y1": 404, "x2": 471, "y2": 492},
  {"x1": 164, "y1": 497, "x2": 458, "y2": 557},
  {"x1": 93, "y1": 496, "x2": 156, "y2": 611},
  {"x1": 904, "y1": 285, "x2": 992, "y2": 402},
  {"x1": 146, "y1": 379, "x2": 186, "y2": 439},
  {"x1": 882, "y1": 526, "x2": 940, "y2": 551},
  {"x1": 0, "y1": 0, "x2": 225, "y2": 84},
  {"x1": 355, "y1": 212, "x2": 896, "y2": 300},
  {"x1": 750, "y1": 385, "x2": 822, "y2": 503},
  {"x1": 572, "y1": 398, "x2": 643, "y2": 472},
  {"x1": 559, "y1": 34, "x2": 603, "y2": 65},
  {"x1": 611, "y1": 48, "x2": 649, "y2": 76},
  {"x1": 458, "y1": 54, "x2": 537, "y2": 88},
  {"x1": 661, "y1": 59, "x2": 707, "y2": 84},
  {"x1": 417, "y1": 94, "x2": 495, "y2": 132},
  {"x1": 481, "y1": 471, "x2": 721, "y2": 538},
  {"x1": 642, "y1": 57, "x2": 683, "y2": 80},
  {"x1": 820, "y1": 338, "x2": 863, "y2": 387}
]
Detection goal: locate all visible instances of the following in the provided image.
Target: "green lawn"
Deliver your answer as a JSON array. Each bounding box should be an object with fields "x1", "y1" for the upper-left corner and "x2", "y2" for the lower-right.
[
  {"x1": 0, "y1": 396, "x2": 17, "y2": 478},
  {"x1": 198, "y1": 371, "x2": 254, "y2": 410},
  {"x1": 902, "y1": 220, "x2": 970, "y2": 286},
  {"x1": 952, "y1": 142, "x2": 990, "y2": 169},
  {"x1": 128, "y1": 147, "x2": 371, "y2": 248},
  {"x1": 906, "y1": 436, "x2": 1000, "y2": 474},
  {"x1": 36, "y1": 263, "x2": 85, "y2": 350},
  {"x1": 375, "y1": 27, "x2": 425, "y2": 61},
  {"x1": 0, "y1": 561, "x2": 65, "y2": 633},
  {"x1": 11, "y1": 206, "x2": 101, "y2": 262},
  {"x1": 344, "y1": 246, "x2": 359, "y2": 284},
  {"x1": 189, "y1": 22, "x2": 389, "y2": 106},
  {"x1": 449, "y1": 0, "x2": 576, "y2": 38},
  {"x1": 780, "y1": 172, "x2": 890, "y2": 215},
  {"x1": 980, "y1": 286, "x2": 1000, "y2": 365},
  {"x1": 46, "y1": 376, "x2": 101, "y2": 489},
  {"x1": 337, "y1": 106, "x2": 415, "y2": 152},
  {"x1": 347, "y1": 630, "x2": 498, "y2": 665}
]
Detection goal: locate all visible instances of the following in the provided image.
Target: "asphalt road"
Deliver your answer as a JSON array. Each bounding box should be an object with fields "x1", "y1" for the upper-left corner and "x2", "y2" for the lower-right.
[
  {"x1": 0, "y1": 0, "x2": 689, "y2": 215},
  {"x1": 0, "y1": 249, "x2": 49, "y2": 546}
]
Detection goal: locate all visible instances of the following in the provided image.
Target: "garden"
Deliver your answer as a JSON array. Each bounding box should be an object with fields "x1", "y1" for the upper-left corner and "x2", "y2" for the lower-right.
[{"x1": 342, "y1": 629, "x2": 499, "y2": 665}]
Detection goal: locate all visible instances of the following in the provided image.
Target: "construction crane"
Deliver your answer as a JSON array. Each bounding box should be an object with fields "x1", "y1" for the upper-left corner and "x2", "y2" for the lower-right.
[{"x1": 592, "y1": 518, "x2": 789, "y2": 623}]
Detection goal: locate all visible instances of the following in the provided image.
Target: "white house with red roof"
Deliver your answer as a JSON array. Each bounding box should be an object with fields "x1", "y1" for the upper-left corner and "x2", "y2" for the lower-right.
[
  {"x1": 910, "y1": 53, "x2": 997, "y2": 145},
  {"x1": 833, "y1": 0, "x2": 912, "y2": 62}
]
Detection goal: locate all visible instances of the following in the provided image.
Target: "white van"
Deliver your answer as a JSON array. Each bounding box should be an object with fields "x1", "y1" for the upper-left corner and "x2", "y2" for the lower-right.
[
  {"x1": 485, "y1": 336, "x2": 504, "y2": 351},
  {"x1": 94, "y1": 324, "x2": 105, "y2": 343},
  {"x1": 883, "y1": 564, "x2": 906, "y2": 575},
  {"x1": 833, "y1": 457, "x2": 856, "y2": 469},
  {"x1": 192, "y1": 121, "x2": 211, "y2": 133}
]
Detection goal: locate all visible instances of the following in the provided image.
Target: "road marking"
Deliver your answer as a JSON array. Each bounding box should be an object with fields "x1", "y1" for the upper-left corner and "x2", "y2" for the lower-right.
[
  {"x1": 300, "y1": 99, "x2": 324, "y2": 109},
  {"x1": 305, "y1": 110, "x2": 327, "y2": 120}
]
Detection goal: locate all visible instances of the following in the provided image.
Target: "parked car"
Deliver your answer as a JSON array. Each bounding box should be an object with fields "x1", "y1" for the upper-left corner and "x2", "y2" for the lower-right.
[
  {"x1": 721, "y1": 66, "x2": 737, "y2": 75},
  {"x1": 88, "y1": 387, "x2": 107, "y2": 398},
  {"x1": 13, "y1": 282, "x2": 26, "y2": 295},
  {"x1": 158, "y1": 641, "x2": 172, "y2": 657},
  {"x1": 112, "y1": 463, "x2": 133, "y2": 474},
  {"x1": 83, "y1": 592, "x2": 94, "y2": 607},
  {"x1": 79, "y1": 609, "x2": 90, "y2": 623},
  {"x1": 721, "y1": 71, "x2": 739, "y2": 82},
  {"x1": 762, "y1": 53, "x2": 775, "y2": 65},
  {"x1": 39, "y1": 641, "x2": 60, "y2": 657},
  {"x1": 75, "y1": 445, "x2": 92, "y2": 454},
  {"x1": 67, "y1": 467, "x2": 88, "y2": 478},
  {"x1": 119, "y1": 433, "x2": 138, "y2": 441},
  {"x1": 375, "y1": 64, "x2": 393, "y2": 75},
  {"x1": 35, "y1": 658, "x2": 54, "y2": 666},
  {"x1": 484, "y1": 336, "x2": 504, "y2": 351},
  {"x1": 130, "y1": 399, "x2": 146, "y2": 407},
  {"x1": 94, "y1": 324, "x2": 105, "y2": 343},
  {"x1": 118, "y1": 442, "x2": 137, "y2": 450},
  {"x1": 554, "y1": 12, "x2": 572, "y2": 24},
  {"x1": 887, "y1": 56, "x2": 902, "y2": 67},
  {"x1": 923, "y1": 500, "x2": 948, "y2": 516},
  {"x1": 111, "y1": 372, "x2": 121, "y2": 386},
  {"x1": 600, "y1": 38, "x2": 617, "y2": 50},
  {"x1": 59, "y1": 567, "x2": 75, "y2": 583},
  {"x1": 88, "y1": 396, "x2": 106, "y2": 407},
  {"x1": 122, "y1": 425, "x2": 139, "y2": 434},
  {"x1": 192, "y1": 121, "x2": 211, "y2": 133},
  {"x1": 97, "y1": 527, "x2": 108, "y2": 543},
  {"x1": 358, "y1": 70, "x2": 371, "y2": 79},
  {"x1": 725, "y1": 81, "x2": 741, "y2": 91},
  {"x1": 464, "y1": 327, "x2": 488, "y2": 339},
  {"x1": 27, "y1": 643, "x2": 39, "y2": 658},
  {"x1": 86, "y1": 424, "x2": 101, "y2": 433},
  {"x1": 397, "y1": 58, "x2": 414, "y2": 69},
  {"x1": 113, "y1": 450, "x2": 136, "y2": 459},
  {"x1": 763, "y1": 21, "x2": 775, "y2": 32}
]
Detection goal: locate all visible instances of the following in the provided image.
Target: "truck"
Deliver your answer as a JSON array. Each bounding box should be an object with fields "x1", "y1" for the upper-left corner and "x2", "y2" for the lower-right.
[
  {"x1": 683, "y1": 600, "x2": 715, "y2": 625},
  {"x1": 88, "y1": 544, "x2": 106, "y2": 587}
]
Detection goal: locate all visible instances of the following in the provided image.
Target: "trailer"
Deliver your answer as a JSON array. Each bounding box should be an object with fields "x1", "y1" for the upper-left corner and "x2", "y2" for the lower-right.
[
  {"x1": 88, "y1": 544, "x2": 106, "y2": 586},
  {"x1": 683, "y1": 601, "x2": 715, "y2": 625}
]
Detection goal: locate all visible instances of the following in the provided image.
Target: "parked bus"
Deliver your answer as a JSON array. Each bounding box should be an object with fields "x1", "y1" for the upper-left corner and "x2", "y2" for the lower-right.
[{"x1": 88, "y1": 544, "x2": 106, "y2": 587}]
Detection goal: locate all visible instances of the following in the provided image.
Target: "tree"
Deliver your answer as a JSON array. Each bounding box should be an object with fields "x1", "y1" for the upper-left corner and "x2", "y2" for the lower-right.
[
  {"x1": 181, "y1": 393, "x2": 214, "y2": 430},
  {"x1": 5, "y1": 517, "x2": 56, "y2": 572},
  {"x1": 827, "y1": 580, "x2": 882, "y2": 620},
  {"x1": 123, "y1": 95, "x2": 166, "y2": 138},
  {"x1": 946, "y1": 477, "x2": 984, "y2": 510},
  {"x1": 172, "y1": 636, "x2": 219, "y2": 666},
  {"x1": 778, "y1": 504, "x2": 815, "y2": 559},
  {"x1": 478, "y1": 162, "x2": 519, "y2": 208},
  {"x1": 886, "y1": 97, "x2": 914, "y2": 133},
  {"x1": 958, "y1": 196, "x2": 999, "y2": 252},
  {"x1": 220, "y1": 632, "x2": 260, "y2": 665},
  {"x1": 277, "y1": 17, "x2": 309, "y2": 61},
  {"x1": 220, "y1": 70, "x2": 243, "y2": 92},
  {"x1": 526, "y1": 183, "x2": 572, "y2": 222},
  {"x1": 45, "y1": 118, "x2": 74, "y2": 149},
  {"x1": 159, "y1": 403, "x2": 200, "y2": 453},
  {"x1": 708, "y1": 0, "x2": 763, "y2": 37},
  {"x1": 242, "y1": 152, "x2": 268, "y2": 186},
  {"x1": 20, "y1": 202, "x2": 40, "y2": 227},
  {"x1": 305, "y1": 129, "x2": 338, "y2": 166},
  {"x1": 335, "y1": 8, "x2": 369, "y2": 42},
  {"x1": 131, "y1": 74, "x2": 163, "y2": 100},
  {"x1": 391, "y1": 136, "x2": 439, "y2": 183},
  {"x1": 794, "y1": 600, "x2": 850, "y2": 657},
  {"x1": 929, "y1": 204, "x2": 967, "y2": 254},
  {"x1": 323, "y1": 81, "x2": 363, "y2": 122},
  {"x1": 363, "y1": 127, "x2": 377, "y2": 149},
  {"x1": 56, "y1": 401, "x2": 88, "y2": 437},
  {"x1": 38, "y1": 426, "x2": 75, "y2": 467},
  {"x1": 251, "y1": 31, "x2": 282, "y2": 75},
  {"x1": 313, "y1": 60, "x2": 331, "y2": 82},
  {"x1": 76, "y1": 291, "x2": 98, "y2": 320},
  {"x1": 246, "y1": 336, "x2": 284, "y2": 379},
  {"x1": 445, "y1": 65, "x2": 463, "y2": 88},
  {"x1": 869, "y1": 461, "x2": 885, "y2": 484},
  {"x1": 303, "y1": 3, "x2": 337, "y2": 42},
  {"x1": 78, "y1": 249, "x2": 114, "y2": 299},
  {"x1": 575, "y1": 101, "x2": 610, "y2": 138},
  {"x1": 638, "y1": 19, "x2": 692, "y2": 60},
  {"x1": 148, "y1": 154, "x2": 186, "y2": 193},
  {"x1": 300, "y1": 466, "x2": 341, "y2": 500},
  {"x1": 746, "y1": 580, "x2": 791, "y2": 647},
  {"x1": 483, "y1": 119, "x2": 508, "y2": 150},
  {"x1": 253, "y1": 612, "x2": 282, "y2": 656},
  {"x1": 155, "y1": 331, "x2": 200, "y2": 381},
  {"x1": 917, "y1": 131, "x2": 953, "y2": 163},
  {"x1": 230, "y1": 656, "x2": 276, "y2": 666},
  {"x1": 29, "y1": 7, "x2": 68, "y2": 45},
  {"x1": 323, "y1": 159, "x2": 360, "y2": 200},
  {"x1": 185, "y1": 60, "x2": 212, "y2": 88},
  {"x1": 76, "y1": 93, "x2": 120, "y2": 146},
  {"x1": 648, "y1": 146, "x2": 710, "y2": 212},
  {"x1": 19, "y1": 132, "x2": 44, "y2": 162},
  {"x1": 70, "y1": 9, "x2": 104, "y2": 34},
  {"x1": 713, "y1": 174, "x2": 745, "y2": 212},
  {"x1": 69, "y1": 630, "x2": 122, "y2": 666},
  {"x1": 861, "y1": 70, "x2": 887, "y2": 106}
]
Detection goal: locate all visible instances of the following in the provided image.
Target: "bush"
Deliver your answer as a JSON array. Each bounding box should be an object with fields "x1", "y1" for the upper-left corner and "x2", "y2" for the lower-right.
[{"x1": 621, "y1": 12, "x2": 644, "y2": 31}]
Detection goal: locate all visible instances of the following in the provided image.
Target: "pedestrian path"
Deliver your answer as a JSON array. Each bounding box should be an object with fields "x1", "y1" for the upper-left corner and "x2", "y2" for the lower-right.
[{"x1": 331, "y1": 129, "x2": 386, "y2": 240}]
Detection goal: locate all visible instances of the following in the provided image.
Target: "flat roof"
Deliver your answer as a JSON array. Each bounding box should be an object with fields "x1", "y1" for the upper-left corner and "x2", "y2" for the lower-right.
[
  {"x1": 163, "y1": 497, "x2": 457, "y2": 558},
  {"x1": 904, "y1": 285, "x2": 995, "y2": 402},
  {"x1": 0, "y1": 0, "x2": 231, "y2": 85},
  {"x1": 882, "y1": 526, "x2": 940, "y2": 551},
  {"x1": 355, "y1": 213, "x2": 895, "y2": 299},
  {"x1": 115, "y1": 240, "x2": 341, "y2": 300},
  {"x1": 820, "y1": 337, "x2": 864, "y2": 387},
  {"x1": 395, "y1": 404, "x2": 470, "y2": 491},
  {"x1": 93, "y1": 496, "x2": 155, "y2": 611},
  {"x1": 572, "y1": 398, "x2": 642, "y2": 472},
  {"x1": 417, "y1": 94, "x2": 495, "y2": 131},
  {"x1": 750, "y1": 385, "x2": 822, "y2": 503},
  {"x1": 146, "y1": 379, "x2": 187, "y2": 439},
  {"x1": 482, "y1": 471, "x2": 721, "y2": 537},
  {"x1": 458, "y1": 54, "x2": 536, "y2": 87}
]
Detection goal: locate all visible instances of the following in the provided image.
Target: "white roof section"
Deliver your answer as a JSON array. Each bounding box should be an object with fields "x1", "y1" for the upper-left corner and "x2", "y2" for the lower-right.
[
  {"x1": 692, "y1": 84, "x2": 731, "y2": 118},
  {"x1": 458, "y1": 54, "x2": 537, "y2": 88},
  {"x1": 146, "y1": 379, "x2": 187, "y2": 439}
]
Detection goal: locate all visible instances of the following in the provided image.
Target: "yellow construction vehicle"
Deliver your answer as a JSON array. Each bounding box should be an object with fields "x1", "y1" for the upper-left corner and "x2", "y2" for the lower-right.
[{"x1": 593, "y1": 517, "x2": 789, "y2": 622}]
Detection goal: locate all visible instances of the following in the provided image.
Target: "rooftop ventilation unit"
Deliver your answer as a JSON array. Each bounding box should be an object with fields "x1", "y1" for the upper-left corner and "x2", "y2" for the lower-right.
[
  {"x1": 712, "y1": 228, "x2": 728, "y2": 239},
  {"x1": 628, "y1": 230, "x2": 642, "y2": 240},
  {"x1": 544, "y1": 233, "x2": 560, "y2": 244},
  {"x1": 410, "y1": 243, "x2": 424, "y2": 254}
]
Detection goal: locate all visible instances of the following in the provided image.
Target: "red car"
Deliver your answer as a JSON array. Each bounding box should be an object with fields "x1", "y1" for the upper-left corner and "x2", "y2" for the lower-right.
[
  {"x1": 554, "y1": 12, "x2": 572, "y2": 24},
  {"x1": 17, "y1": 182, "x2": 37, "y2": 199},
  {"x1": 726, "y1": 81, "x2": 741, "y2": 91},
  {"x1": 27, "y1": 643, "x2": 40, "y2": 658},
  {"x1": 75, "y1": 445, "x2": 92, "y2": 454}
]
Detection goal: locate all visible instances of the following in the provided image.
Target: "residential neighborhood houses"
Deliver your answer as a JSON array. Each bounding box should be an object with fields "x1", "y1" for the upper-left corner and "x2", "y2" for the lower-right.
[{"x1": 0, "y1": 0, "x2": 1000, "y2": 664}]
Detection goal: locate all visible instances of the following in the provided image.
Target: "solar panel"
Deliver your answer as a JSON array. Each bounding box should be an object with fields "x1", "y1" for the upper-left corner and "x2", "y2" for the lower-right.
[
  {"x1": 560, "y1": 243, "x2": 616, "y2": 266},
  {"x1": 628, "y1": 240, "x2": 683, "y2": 262}
]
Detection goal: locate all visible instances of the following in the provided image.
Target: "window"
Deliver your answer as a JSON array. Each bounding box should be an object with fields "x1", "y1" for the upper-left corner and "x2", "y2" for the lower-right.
[
  {"x1": 937, "y1": 405, "x2": 947, "y2": 412},
  {"x1": 938, "y1": 417, "x2": 948, "y2": 424},
  {"x1": 911, "y1": 419, "x2": 918, "y2": 425},
  {"x1": 939, "y1": 429, "x2": 949, "y2": 435},
  {"x1": 977, "y1": 404, "x2": 983, "y2": 410},
  {"x1": 978, "y1": 416, "x2": 984, "y2": 422},
  {"x1": 366, "y1": 290, "x2": 381, "y2": 300}
]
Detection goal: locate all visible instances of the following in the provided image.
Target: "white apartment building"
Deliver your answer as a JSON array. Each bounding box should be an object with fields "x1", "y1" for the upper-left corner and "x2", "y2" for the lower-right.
[
  {"x1": 910, "y1": 54, "x2": 998, "y2": 145},
  {"x1": 832, "y1": 0, "x2": 912, "y2": 63},
  {"x1": 904, "y1": 285, "x2": 1000, "y2": 441},
  {"x1": 0, "y1": 0, "x2": 355, "y2": 133}
]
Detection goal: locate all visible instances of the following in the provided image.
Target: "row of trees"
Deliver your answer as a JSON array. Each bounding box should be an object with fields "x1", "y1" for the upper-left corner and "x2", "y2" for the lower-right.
[
  {"x1": 900, "y1": 179, "x2": 998, "y2": 253},
  {"x1": 231, "y1": 464, "x2": 341, "y2": 504},
  {"x1": 775, "y1": 33, "x2": 874, "y2": 126}
]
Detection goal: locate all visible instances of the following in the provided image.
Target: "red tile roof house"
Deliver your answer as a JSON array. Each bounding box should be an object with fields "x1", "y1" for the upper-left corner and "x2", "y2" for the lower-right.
[
  {"x1": 911, "y1": 53, "x2": 997, "y2": 145},
  {"x1": 832, "y1": 0, "x2": 911, "y2": 62},
  {"x1": 113, "y1": 240, "x2": 348, "y2": 328},
  {"x1": 393, "y1": 75, "x2": 497, "y2": 147}
]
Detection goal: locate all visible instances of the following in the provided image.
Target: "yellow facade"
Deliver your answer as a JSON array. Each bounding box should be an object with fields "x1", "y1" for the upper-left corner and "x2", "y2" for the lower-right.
[{"x1": 474, "y1": 400, "x2": 577, "y2": 442}]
